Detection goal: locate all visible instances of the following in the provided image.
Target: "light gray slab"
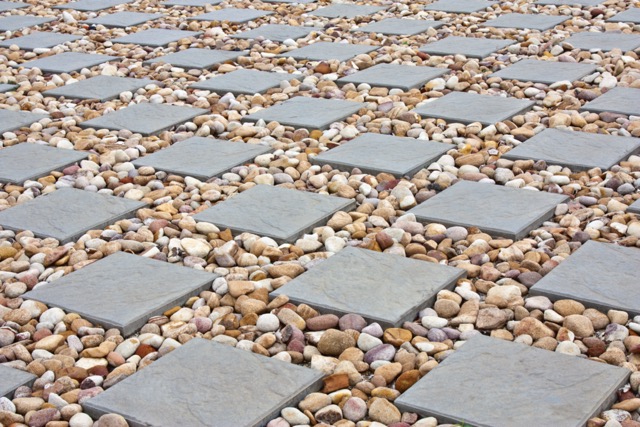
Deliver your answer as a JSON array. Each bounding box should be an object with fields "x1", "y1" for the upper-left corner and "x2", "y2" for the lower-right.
[
  {"x1": 84, "y1": 338, "x2": 324, "y2": 427},
  {"x1": 419, "y1": 35, "x2": 513, "y2": 58},
  {"x1": 0, "y1": 188, "x2": 147, "y2": 244},
  {"x1": 0, "y1": 109, "x2": 48, "y2": 134},
  {"x1": 0, "y1": 84, "x2": 17, "y2": 93},
  {"x1": 352, "y1": 18, "x2": 444, "y2": 36},
  {"x1": 112, "y1": 29, "x2": 202, "y2": 47},
  {"x1": 309, "y1": 4, "x2": 386, "y2": 18},
  {"x1": 79, "y1": 103, "x2": 208, "y2": 136},
  {"x1": 0, "y1": 143, "x2": 88, "y2": 184},
  {"x1": 54, "y1": 0, "x2": 133, "y2": 10},
  {"x1": 18, "y1": 52, "x2": 120, "y2": 74},
  {"x1": 0, "y1": 1, "x2": 29, "y2": 12},
  {"x1": 490, "y1": 59, "x2": 597, "y2": 84},
  {"x1": 564, "y1": 32, "x2": 640, "y2": 52},
  {"x1": 413, "y1": 92, "x2": 534, "y2": 125},
  {"x1": 232, "y1": 24, "x2": 316, "y2": 42},
  {"x1": 408, "y1": 181, "x2": 568, "y2": 240},
  {"x1": 189, "y1": 8, "x2": 273, "y2": 23},
  {"x1": 424, "y1": 0, "x2": 495, "y2": 13},
  {"x1": 262, "y1": 0, "x2": 316, "y2": 3},
  {"x1": 0, "y1": 16, "x2": 54, "y2": 32},
  {"x1": 629, "y1": 199, "x2": 640, "y2": 214},
  {"x1": 338, "y1": 63, "x2": 448, "y2": 91},
  {"x1": 82, "y1": 12, "x2": 163, "y2": 28},
  {"x1": 132, "y1": 137, "x2": 273, "y2": 180},
  {"x1": 0, "y1": 365, "x2": 35, "y2": 399},
  {"x1": 580, "y1": 87, "x2": 640, "y2": 116},
  {"x1": 608, "y1": 8, "x2": 640, "y2": 23},
  {"x1": 536, "y1": 0, "x2": 602, "y2": 5},
  {"x1": 0, "y1": 32, "x2": 81, "y2": 50},
  {"x1": 482, "y1": 13, "x2": 569, "y2": 30},
  {"x1": 193, "y1": 184, "x2": 356, "y2": 243},
  {"x1": 242, "y1": 96, "x2": 366, "y2": 130},
  {"x1": 396, "y1": 334, "x2": 630, "y2": 427},
  {"x1": 191, "y1": 69, "x2": 297, "y2": 95},
  {"x1": 144, "y1": 48, "x2": 248, "y2": 69},
  {"x1": 502, "y1": 128, "x2": 640, "y2": 171},
  {"x1": 279, "y1": 41, "x2": 377, "y2": 61},
  {"x1": 24, "y1": 252, "x2": 217, "y2": 336},
  {"x1": 272, "y1": 247, "x2": 466, "y2": 328},
  {"x1": 44, "y1": 76, "x2": 158, "y2": 102},
  {"x1": 162, "y1": 0, "x2": 221, "y2": 5},
  {"x1": 311, "y1": 133, "x2": 454, "y2": 177}
]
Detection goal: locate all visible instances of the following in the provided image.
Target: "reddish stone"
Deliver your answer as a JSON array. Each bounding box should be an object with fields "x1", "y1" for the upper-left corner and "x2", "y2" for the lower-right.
[{"x1": 135, "y1": 344, "x2": 156, "y2": 358}]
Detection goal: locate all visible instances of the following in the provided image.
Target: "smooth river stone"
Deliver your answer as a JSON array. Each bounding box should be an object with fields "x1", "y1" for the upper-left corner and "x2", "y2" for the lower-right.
[
  {"x1": 44, "y1": 76, "x2": 158, "y2": 102},
  {"x1": 0, "y1": 365, "x2": 36, "y2": 398},
  {"x1": 489, "y1": 59, "x2": 597, "y2": 84},
  {"x1": 0, "y1": 143, "x2": 88, "y2": 184}
]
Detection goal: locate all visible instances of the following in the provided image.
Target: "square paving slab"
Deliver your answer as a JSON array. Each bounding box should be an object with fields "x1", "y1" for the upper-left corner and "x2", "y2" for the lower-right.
[
  {"x1": 24, "y1": 252, "x2": 217, "y2": 336},
  {"x1": 419, "y1": 35, "x2": 513, "y2": 58},
  {"x1": 79, "y1": 103, "x2": 208, "y2": 136},
  {"x1": 0, "y1": 365, "x2": 35, "y2": 399},
  {"x1": 629, "y1": 199, "x2": 640, "y2": 215},
  {"x1": 563, "y1": 32, "x2": 640, "y2": 52},
  {"x1": 530, "y1": 241, "x2": 640, "y2": 316},
  {"x1": 338, "y1": 63, "x2": 448, "y2": 91},
  {"x1": 311, "y1": 133, "x2": 454, "y2": 177},
  {"x1": 309, "y1": 4, "x2": 386, "y2": 18},
  {"x1": 232, "y1": 24, "x2": 316, "y2": 42},
  {"x1": 413, "y1": 92, "x2": 534, "y2": 125},
  {"x1": 489, "y1": 59, "x2": 597, "y2": 84},
  {"x1": 0, "y1": 32, "x2": 81, "y2": 50},
  {"x1": 536, "y1": 0, "x2": 602, "y2": 5},
  {"x1": 0, "y1": 188, "x2": 147, "y2": 244},
  {"x1": 408, "y1": 181, "x2": 568, "y2": 240},
  {"x1": 424, "y1": 0, "x2": 495, "y2": 13},
  {"x1": 262, "y1": 0, "x2": 316, "y2": 3},
  {"x1": 84, "y1": 338, "x2": 323, "y2": 426},
  {"x1": 0, "y1": 84, "x2": 17, "y2": 93},
  {"x1": 396, "y1": 334, "x2": 630, "y2": 427},
  {"x1": 482, "y1": 13, "x2": 568, "y2": 30},
  {"x1": 0, "y1": 143, "x2": 88, "y2": 184},
  {"x1": 0, "y1": 16, "x2": 55, "y2": 32},
  {"x1": 112, "y1": 29, "x2": 201, "y2": 47},
  {"x1": 17, "y1": 52, "x2": 119, "y2": 74},
  {"x1": 608, "y1": 8, "x2": 640, "y2": 23},
  {"x1": 272, "y1": 247, "x2": 466, "y2": 328},
  {"x1": 193, "y1": 184, "x2": 355, "y2": 243},
  {"x1": 0, "y1": 1, "x2": 29, "y2": 12},
  {"x1": 279, "y1": 41, "x2": 377, "y2": 61},
  {"x1": 352, "y1": 18, "x2": 444, "y2": 36},
  {"x1": 191, "y1": 69, "x2": 298, "y2": 95},
  {"x1": 145, "y1": 48, "x2": 247, "y2": 70},
  {"x1": 0, "y1": 109, "x2": 49, "y2": 134},
  {"x1": 82, "y1": 12, "x2": 163, "y2": 28},
  {"x1": 580, "y1": 87, "x2": 640, "y2": 116},
  {"x1": 502, "y1": 128, "x2": 640, "y2": 171},
  {"x1": 132, "y1": 137, "x2": 273, "y2": 180},
  {"x1": 242, "y1": 97, "x2": 365, "y2": 130},
  {"x1": 162, "y1": 0, "x2": 221, "y2": 5},
  {"x1": 189, "y1": 8, "x2": 273, "y2": 23},
  {"x1": 54, "y1": 0, "x2": 133, "y2": 10},
  {"x1": 44, "y1": 75, "x2": 158, "y2": 102}
]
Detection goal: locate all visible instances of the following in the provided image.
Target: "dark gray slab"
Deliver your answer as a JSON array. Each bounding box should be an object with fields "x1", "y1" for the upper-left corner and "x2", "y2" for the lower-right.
[
  {"x1": 0, "y1": 16, "x2": 54, "y2": 32},
  {"x1": 0, "y1": 365, "x2": 35, "y2": 399},
  {"x1": 54, "y1": 0, "x2": 133, "y2": 10},
  {"x1": 564, "y1": 32, "x2": 640, "y2": 52},
  {"x1": 132, "y1": 137, "x2": 273, "y2": 181},
  {"x1": 189, "y1": 8, "x2": 273, "y2": 23},
  {"x1": 0, "y1": 143, "x2": 88, "y2": 184},
  {"x1": 144, "y1": 48, "x2": 248, "y2": 70},
  {"x1": 608, "y1": 8, "x2": 640, "y2": 23},
  {"x1": 482, "y1": 13, "x2": 568, "y2": 30},
  {"x1": 0, "y1": 188, "x2": 147, "y2": 244},
  {"x1": 162, "y1": 0, "x2": 221, "y2": 5},
  {"x1": 419, "y1": 35, "x2": 513, "y2": 58},
  {"x1": 17, "y1": 52, "x2": 120, "y2": 74},
  {"x1": 193, "y1": 184, "x2": 355, "y2": 244},
  {"x1": 84, "y1": 338, "x2": 323, "y2": 427},
  {"x1": 629, "y1": 199, "x2": 640, "y2": 215},
  {"x1": 0, "y1": 1, "x2": 29, "y2": 12},
  {"x1": 272, "y1": 247, "x2": 466, "y2": 328},
  {"x1": 191, "y1": 69, "x2": 297, "y2": 95},
  {"x1": 338, "y1": 63, "x2": 448, "y2": 91},
  {"x1": 413, "y1": 92, "x2": 534, "y2": 125},
  {"x1": 396, "y1": 334, "x2": 630, "y2": 427},
  {"x1": 112, "y1": 29, "x2": 202, "y2": 47},
  {"x1": 424, "y1": 0, "x2": 494, "y2": 13},
  {"x1": 309, "y1": 4, "x2": 386, "y2": 18},
  {"x1": 81, "y1": 12, "x2": 163, "y2": 28},
  {"x1": 242, "y1": 97, "x2": 365, "y2": 130},
  {"x1": 503, "y1": 128, "x2": 640, "y2": 171},
  {"x1": 44, "y1": 75, "x2": 159, "y2": 102},
  {"x1": 79, "y1": 103, "x2": 208, "y2": 136},
  {"x1": 408, "y1": 181, "x2": 568, "y2": 240},
  {"x1": 536, "y1": 0, "x2": 602, "y2": 5},
  {"x1": 0, "y1": 109, "x2": 48, "y2": 134},
  {"x1": 279, "y1": 41, "x2": 377, "y2": 61},
  {"x1": 580, "y1": 87, "x2": 640, "y2": 116},
  {"x1": 311, "y1": 133, "x2": 454, "y2": 177},
  {"x1": 0, "y1": 32, "x2": 81, "y2": 50},
  {"x1": 0, "y1": 83, "x2": 17, "y2": 93},
  {"x1": 232, "y1": 24, "x2": 316, "y2": 42},
  {"x1": 24, "y1": 252, "x2": 216, "y2": 336},
  {"x1": 489, "y1": 59, "x2": 597, "y2": 84},
  {"x1": 352, "y1": 18, "x2": 444, "y2": 36}
]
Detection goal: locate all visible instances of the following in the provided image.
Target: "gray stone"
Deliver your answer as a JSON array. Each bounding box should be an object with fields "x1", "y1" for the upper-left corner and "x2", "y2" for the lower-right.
[
  {"x1": 0, "y1": 143, "x2": 88, "y2": 184},
  {"x1": 396, "y1": 334, "x2": 629, "y2": 426},
  {"x1": 489, "y1": 59, "x2": 597, "y2": 84},
  {"x1": 44, "y1": 76, "x2": 159, "y2": 102},
  {"x1": 408, "y1": 181, "x2": 568, "y2": 240},
  {"x1": 309, "y1": 4, "x2": 386, "y2": 18},
  {"x1": 193, "y1": 184, "x2": 355, "y2": 243},
  {"x1": 0, "y1": 1, "x2": 28, "y2": 12},
  {"x1": 419, "y1": 36, "x2": 513, "y2": 58},
  {"x1": 54, "y1": 0, "x2": 133, "y2": 10},
  {"x1": 311, "y1": 133, "x2": 454, "y2": 177},
  {"x1": 24, "y1": 252, "x2": 216, "y2": 336},
  {"x1": 279, "y1": 42, "x2": 377, "y2": 61},
  {"x1": 0, "y1": 365, "x2": 35, "y2": 399},
  {"x1": 232, "y1": 24, "x2": 316, "y2": 42},
  {"x1": 262, "y1": 0, "x2": 316, "y2": 3},
  {"x1": 79, "y1": 103, "x2": 208, "y2": 136},
  {"x1": 503, "y1": 128, "x2": 640, "y2": 171},
  {"x1": 608, "y1": 7, "x2": 640, "y2": 23},
  {"x1": 0, "y1": 109, "x2": 49, "y2": 134},
  {"x1": 242, "y1": 97, "x2": 365, "y2": 130},
  {"x1": 272, "y1": 247, "x2": 466, "y2": 328},
  {"x1": 163, "y1": 0, "x2": 220, "y2": 5},
  {"x1": 82, "y1": 12, "x2": 163, "y2": 28},
  {"x1": 0, "y1": 84, "x2": 17, "y2": 93},
  {"x1": 412, "y1": 92, "x2": 535, "y2": 125},
  {"x1": 189, "y1": 8, "x2": 273, "y2": 23},
  {"x1": 579, "y1": 87, "x2": 640, "y2": 116},
  {"x1": 144, "y1": 48, "x2": 248, "y2": 70},
  {"x1": 132, "y1": 137, "x2": 273, "y2": 181},
  {"x1": 482, "y1": 13, "x2": 569, "y2": 30},
  {"x1": 564, "y1": 32, "x2": 640, "y2": 52},
  {"x1": 190, "y1": 69, "x2": 298, "y2": 95},
  {"x1": 338, "y1": 63, "x2": 448, "y2": 91},
  {"x1": 629, "y1": 199, "x2": 640, "y2": 214},
  {"x1": 84, "y1": 338, "x2": 323, "y2": 426},
  {"x1": 536, "y1": 0, "x2": 602, "y2": 5},
  {"x1": 0, "y1": 32, "x2": 81, "y2": 50},
  {"x1": 17, "y1": 52, "x2": 120, "y2": 74},
  {"x1": 352, "y1": 18, "x2": 444, "y2": 36},
  {"x1": 0, "y1": 16, "x2": 54, "y2": 32},
  {"x1": 424, "y1": 0, "x2": 495, "y2": 13},
  {"x1": 112, "y1": 29, "x2": 201, "y2": 47},
  {"x1": 530, "y1": 241, "x2": 640, "y2": 317}
]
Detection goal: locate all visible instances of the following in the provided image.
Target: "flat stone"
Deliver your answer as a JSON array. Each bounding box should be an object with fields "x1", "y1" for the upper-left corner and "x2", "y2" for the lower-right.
[
  {"x1": 0, "y1": 365, "x2": 35, "y2": 398},
  {"x1": 144, "y1": 48, "x2": 247, "y2": 70},
  {"x1": 17, "y1": 52, "x2": 120, "y2": 74},
  {"x1": 279, "y1": 42, "x2": 377, "y2": 61},
  {"x1": 564, "y1": 32, "x2": 640, "y2": 52},
  {"x1": 44, "y1": 75, "x2": 159, "y2": 102},
  {"x1": 82, "y1": 12, "x2": 163, "y2": 28},
  {"x1": 0, "y1": 1, "x2": 28, "y2": 12},
  {"x1": 24, "y1": 252, "x2": 216, "y2": 336},
  {"x1": 232, "y1": 24, "x2": 316, "y2": 42},
  {"x1": 309, "y1": 4, "x2": 386, "y2": 18},
  {"x1": 272, "y1": 247, "x2": 465, "y2": 328},
  {"x1": 482, "y1": 13, "x2": 569, "y2": 30},
  {"x1": 579, "y1": 87, "x2": 640, "y2": 116},
  {"x1": 536, "y1": 0, "x2": 602, "y2": 5},
  {"x1": 413, "y1": 92, "x2": 535, "y2": 125},
  {"x1": 55, "y1": 0, "x2": 133, "y2": 10},
  {"x1": 0, "y1": 188, "x2": 146, "y2": 244},
  {"x1": 311, "y1": 133, "x2": 454, "y2": 177},
  {"x1": 262, "y1": 0, "x2": 316, "y2": 3},
  {"x1": 242, "y1": 97, "x2": 365, "y2": 130},
  {"x1": 408, "y1": 181, "x2": 568, "y2": 240},
  {"x1": 629, "y1": 199, "x2": 640, "y2": 214},
  {"x1": 112, "y1": 29, "x2": 201, "y2": 47},
  {"x1": 84, "y1": 338, "x2": 323, "y2": 425},
  {"x1": 0, "y1": 83, "x2": 17, "y2": 93},
  {"x1": 608, "y1": 8, "x2": 640, "y2": 23},
  {"x1": 132, "y1": 137, "x2": 273, "y2": 181},
  {"x1": 193, "y1": 184, "x2": 355, "y2": 243},
  {"x1": 0, "y1": 143, "x2": 88, "y2": 184},
  {"x1": 424, "y1": 0, "x2": 495, "y2": 13},
  {"x1": 162, "y1": 0, "x2": 220, "y2": 5},
  {"x1": 0, "y1": 16, "x2": 54, "y2": 32},
  {"x1": 0, "y1": 109, "x2": 49, "y2": 134},
  {"x1": 0, "y1": 32, "x2": 81, "y2": 50},
  {"x1": 338, "y1": 63, "x2": 448, "y2": 91},
  {"x1": 396, "y1": 334, "x2": 629, "y2": 426},
  {"x1": 489, "y1": 59, "x2": 597, "y2": 84},
  {"x1": 79, "y1": 103, "x2": 208, "y2": 136},
  {"x1": 419, "y1": 35, "x2": 513, "y2": 58},
  {"x1": 191, "y1": 69, "x2": 298, "y2": 95},
  {"x1": 352, "y1": 18, "x2": 444, "y2": 36},
  {"x1": 503, "y1": 128, "x2": 640, "y2": 171},
  {"x1": 189, "y1": 8, "x2": 273, "y2": 23},
  {"x1": 530, "y1": 241, "x2": 640, "y2": 317}
]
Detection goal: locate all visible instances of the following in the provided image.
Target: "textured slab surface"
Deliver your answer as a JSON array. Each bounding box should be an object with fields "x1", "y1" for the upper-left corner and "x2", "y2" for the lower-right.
[
  {"x1": 0, "y1": 188, "x2": 147, "y2": 244},
  {"x1": 112, "y1": 29, "x2": 201, "y2": 47},
  {"x1": 338, "y1": 63, "x2": 448, "y2": 91},
  {"x1": 272, "y1": 247, "x2": 466, "y2": 328},
  {"x1": 0, "y1": 32, "x2": 81, "y2": 50},
  {"x1": 44, "y1": 76, "x2": 158, "y2": 102},
  {"x1": 232, "y1": 24, "x2": 316, "y2": 42},
  {"x1": 536, "y1": 0, "x2": 602, "y2": 5},
  {"x1": 189, "y1": 8, "x2": 273, "y2": 23},
  {"x1": 82, "y1": 12, "x2": 163, "y2": 28},
  {"x1": 84, "y1": 338, "x2": 323, "y2": 427},
  {"x1": 279, "y1": 41, "x2": 377, "y2": 61},
  {"x1": 424, "y1": 0, "x2": 495, "y2": 13},
  {"x1": 0, "y1": 143, "x2": 88, "y2": 184},
  {"x1": 482, "y1": 13, "x2": 568, "y2": 30},
  {"x1": 579, "y1": 87, "x2": 640, "y2": 116},
  {"x1": 311, "y1": 133, "x2": 454, "y2": 177},
  {"x1": 24, "y1": 252, "x2": 216, "y2": 336},
  {"x1": 309, "y1": 4, "x2": 385, "y2": 18},
  {"x1": 353, "y1": 18, "x2": 444, "y2": 35},
  {"x1": 503, "y1": 128, "x2": 640, "y2": 171},
  {"x1": 0, "y1": 16, "x2": 54, "y2": 32},
  {"x1": 262, "y1": 0, "x2": 316, "y2": 3},
  {"x1": 413, "y1": 92, "x2": 534, "y2": 125},
  {"x1": 163, "y1": 0, "x2": 221, "y2": 5},
  {"x1": 80, "y1": 103, "x2": 208, "y2": 136},
  {"x1": 608, "y1": 8, "x2": 640, "y2": 23},
  {"x1": 132, "y1": 137, "x2": 273, "y2": 180},
  {"x1": 629, "y1": 199, "x2": 640, "y2": 214},
  {"x1": 55, "y1": 0, "x2": 133, "y2": 10},
  {"x1": 145, "y1": 48, "x2": 247, "y2": 69},
  {"x1": 419, "y1": 36, "x2": 513, "y2": 58},
  {"x1": 191, "y1": 69, "x2": 297, "y2": 95},
  {"x1": 396, "y1": 334, "x2": 630, "y2": 427},
  {"x1": 563, "y1": 32, "x2": 640, "y2": 51},
  {"x1": 0, "y1": 365, "x2": 35, "y2": 399},
  {"x1": 408, "y1": 181, "x2": 568, "y2": 240},
  {"x1": 0, "y1": 84, "x2": 17, "y2": 93},
  {"x1": 18, "y1": 52, "x2": 119, "y2": 74},
  {"x1": 0, "y1": 109, "x2": 49, "y2": 134},
  {"x1": 489, "y1": 59, "x2": 597, "y2": 84},
  {"x1": 193, "y1": 184, "x2": 355, "y2": 243},
  {"x1": 0, "y1": 1, "x2": 29, "y2": 12}
]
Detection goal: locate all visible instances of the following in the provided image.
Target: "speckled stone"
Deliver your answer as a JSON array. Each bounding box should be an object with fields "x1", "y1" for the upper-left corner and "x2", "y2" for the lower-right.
[
  {"x1": 419, "y1": 36, "x2": 513, "y2": 58},
  {"x1": 0, "y1": 143, "x2": 88, "y2": 184},
  {"x1": 0, "y1": 365, "x2": 35, "y2": 398}
]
